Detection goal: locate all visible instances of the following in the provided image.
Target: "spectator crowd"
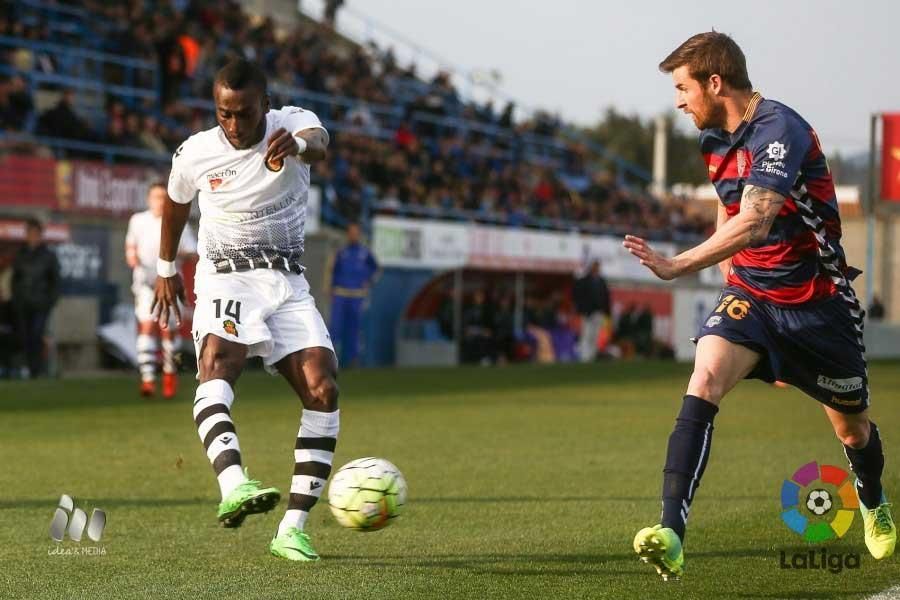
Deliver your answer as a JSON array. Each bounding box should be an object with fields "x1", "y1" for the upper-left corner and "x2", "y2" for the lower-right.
[
  {"x1": 0, "y1": 0, "x2": 712, "y2": 239},
  {"x1": 444, "y1": 269, "x2": 673, "y2": 367}
]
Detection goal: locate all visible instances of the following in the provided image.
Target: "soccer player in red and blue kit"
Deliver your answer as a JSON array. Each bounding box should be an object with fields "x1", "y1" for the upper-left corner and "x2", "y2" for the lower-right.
[{"x1": 624, "y1": 32, "x2": 895, "y2": 580}]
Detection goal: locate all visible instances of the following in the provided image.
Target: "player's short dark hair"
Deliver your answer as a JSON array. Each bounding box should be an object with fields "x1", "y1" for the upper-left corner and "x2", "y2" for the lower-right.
[
  {"x1": 149, "y1": 181, "x2": 167, "y2": 192},
  {"x1": 214, "y1": 59, "x2": 268, "y2": 95},
  {"x1": 659, "y1": 31, "x2": 752, "y2": 91},
  {"x1": 25, "y1": 217, "x2": 42, "y2": 231}
]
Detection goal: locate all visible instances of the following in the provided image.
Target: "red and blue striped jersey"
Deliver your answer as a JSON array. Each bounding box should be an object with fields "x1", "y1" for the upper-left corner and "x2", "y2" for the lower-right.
[{"x1": 701, "y1": 93, "x2": 856, "y2": 305}]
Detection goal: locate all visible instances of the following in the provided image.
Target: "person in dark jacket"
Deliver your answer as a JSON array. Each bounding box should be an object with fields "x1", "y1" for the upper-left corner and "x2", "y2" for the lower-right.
[
  {"x1": 11, "y1": 219, "x2": 60, "y2": 378},
  {"x1": 572, "y1": 260, "x2": 611, "y2": 362},
  {"x1": 36, "y1": 90, "x2": 95, "y2": 142}
]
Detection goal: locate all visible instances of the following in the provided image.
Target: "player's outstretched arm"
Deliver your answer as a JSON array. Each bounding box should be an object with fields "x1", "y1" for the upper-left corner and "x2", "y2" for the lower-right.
[
  {"x1": 265, "y1": 127, "x2": 329, "y2": 166},
  {"x1": 151, "y1": 196, "x2": 190, "y2": 329},
  {"x1": 295, "y1": 128, "x2": 328, "y2": 163},
  {"x1": 624, "y1": 184, "x2": 784, "y2": 281}
]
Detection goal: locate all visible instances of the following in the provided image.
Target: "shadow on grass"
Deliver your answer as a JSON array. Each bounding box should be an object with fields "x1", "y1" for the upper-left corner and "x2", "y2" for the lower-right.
[
  {"x1": 736, "y1": 593, "x2": 881, "y2": 599},
  {"x1": 0, "y1": 360, "x2": 693, "y2": 413},
  {"x1": 0, "y1": 493, "x2": 770, "y2": 510},
  {"x1": 415, "y1": 494, "x2": 769, "y2": 503},
  {"x1": 322, "y1": 544, "x2": 877, "y2": 583},
  {"x1": 323, "y1": 551, "x2": 643, "y2": 578}
]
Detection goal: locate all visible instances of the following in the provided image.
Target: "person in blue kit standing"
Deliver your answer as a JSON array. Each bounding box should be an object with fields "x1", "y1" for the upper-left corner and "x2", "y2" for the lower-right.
[{"x1": 330, "y1": 223, "x2": 379, "y2": 367}]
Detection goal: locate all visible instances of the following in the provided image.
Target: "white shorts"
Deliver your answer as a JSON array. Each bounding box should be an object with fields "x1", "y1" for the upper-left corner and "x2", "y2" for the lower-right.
[
  {"x1": 134, "y1": 284, "x2": 190, "y2": 329},
  {"x1": 134, "y1": 285, "x2": 157, "y2": 323},
  {"x1": 192, "y1": 269, "x2": 334, "y2": 374}
]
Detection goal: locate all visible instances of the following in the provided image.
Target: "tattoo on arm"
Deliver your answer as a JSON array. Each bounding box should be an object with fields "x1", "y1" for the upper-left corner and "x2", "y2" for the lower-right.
[{"x1": 740, "y1": 185, "x2": 785, "y2": 244}]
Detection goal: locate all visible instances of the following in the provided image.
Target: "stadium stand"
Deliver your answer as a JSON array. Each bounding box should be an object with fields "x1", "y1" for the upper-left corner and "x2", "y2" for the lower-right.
[{"x1": 0, "y1": 0, "x2": 712, "y2": 241}]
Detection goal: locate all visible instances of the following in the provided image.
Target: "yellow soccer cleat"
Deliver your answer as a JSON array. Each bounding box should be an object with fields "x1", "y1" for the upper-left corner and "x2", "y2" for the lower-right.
[
  {"x1": 857, "y1": 486, "x2": 896, "y2": 560},
  {"x1": 633, "y1": 524, "x2": 684, "y2": 581}
]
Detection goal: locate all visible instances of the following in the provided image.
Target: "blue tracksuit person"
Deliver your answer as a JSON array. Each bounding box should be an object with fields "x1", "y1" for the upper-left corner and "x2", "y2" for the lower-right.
[{"x1": 330, "y1": 224, "x2": 378, "y2": 366}]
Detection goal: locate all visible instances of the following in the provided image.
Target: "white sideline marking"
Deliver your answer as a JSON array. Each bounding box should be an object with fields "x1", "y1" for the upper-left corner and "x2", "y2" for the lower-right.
[{"x1": 868, "y1": 585, "x2": 900, "y2": 600}]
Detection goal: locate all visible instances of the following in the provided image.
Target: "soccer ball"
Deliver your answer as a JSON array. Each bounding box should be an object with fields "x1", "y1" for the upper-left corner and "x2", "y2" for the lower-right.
[
  {"x1": 806, "y1": 489, "x2": 833, "y2": 516},
  {"x1": 328, "y1": 457, "x2": 407, "y2": 531}
]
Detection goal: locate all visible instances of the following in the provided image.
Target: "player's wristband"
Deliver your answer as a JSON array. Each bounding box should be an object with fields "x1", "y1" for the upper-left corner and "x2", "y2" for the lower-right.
[
  {"x1": 296, "y1": 136, "x2": 308, "y2": 155},
  {"x1": 157, "y1": 258, "x2": 177, "y2": 278}
]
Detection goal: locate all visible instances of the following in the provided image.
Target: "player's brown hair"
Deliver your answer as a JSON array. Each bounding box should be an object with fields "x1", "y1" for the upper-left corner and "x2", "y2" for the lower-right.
[
  {"x1": 149, "y1": 181, "x2": 167, "y2": 192},
  {"x1": 659, "y1": 32, "x2": 752, "y2": 91}
]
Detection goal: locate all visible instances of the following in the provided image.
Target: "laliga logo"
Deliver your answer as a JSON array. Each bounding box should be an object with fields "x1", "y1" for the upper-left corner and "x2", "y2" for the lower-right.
[
  {"x1": 780, "y1": 461, "x2": 858, "y2": 542},
  {"x1": 49, "y1": 494, "x2": 107, "y2": 542},
  {"x1": 778, "y1": 462, "x2": 862, "y2": 574}
]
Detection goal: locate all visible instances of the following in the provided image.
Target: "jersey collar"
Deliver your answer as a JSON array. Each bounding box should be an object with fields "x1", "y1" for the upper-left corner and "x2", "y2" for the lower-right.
[
  {"x1": 741, "y1": 91, "x2": 763, "y2": 123},
  {"x1": 728, "y1": 91, "x2": 763, "y2": 143}
]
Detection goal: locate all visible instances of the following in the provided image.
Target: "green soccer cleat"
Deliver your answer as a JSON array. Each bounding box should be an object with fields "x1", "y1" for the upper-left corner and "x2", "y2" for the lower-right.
[
  {"x1": 633, "y1": 524, "x2": 685, "y2": 581},
  {"x1": 856, "y1": 484, "x2": 896, "y2": 560},
  {"x1": 269, "y1": 527, "x2": 320, "y2": 562},
  {"x1": 216, "y1": 474, "x2": 281, "y2": 528}
]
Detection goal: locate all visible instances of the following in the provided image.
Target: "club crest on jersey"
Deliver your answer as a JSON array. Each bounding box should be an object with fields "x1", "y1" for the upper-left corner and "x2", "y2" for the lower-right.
[
  {"x1": 223, "y1": 319, "x2": 238, "y2": 337},
  {"x1": 206, "y1": 168, "x2": 237, "y2": 191},
  {"x1": 767, "y1": 141, "x2": 787, "y2": 161},
  {"x1": 735, "y1": 149, "x2": 749, "y2": 177}
]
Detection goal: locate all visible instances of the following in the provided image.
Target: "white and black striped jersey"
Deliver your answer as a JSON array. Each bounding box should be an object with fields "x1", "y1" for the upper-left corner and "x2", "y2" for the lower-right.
[{"x1": 167, "y1": 106, "x2": 327, "y2": 275}]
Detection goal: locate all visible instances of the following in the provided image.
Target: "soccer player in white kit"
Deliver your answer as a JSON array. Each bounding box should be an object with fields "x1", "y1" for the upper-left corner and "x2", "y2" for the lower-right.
[
  {"x1": 125, "y1": 183, "x2": 197, "y2": 398},
  {"x1": 153, "y1": 60, "x2": 338, "y2": 561}
]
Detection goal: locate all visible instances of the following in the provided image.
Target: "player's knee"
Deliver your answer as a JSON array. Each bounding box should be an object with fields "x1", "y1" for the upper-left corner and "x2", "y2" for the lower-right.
[
  {"x1": 687, "y1": 367, "x2": 724, "y2": 404},
  {"x1": 305, "y1": 374, "x2": 339, "y2": 411},
  {"x1": 199, "y1": 348, "x2": 244, "y2": 385},
  {"x1": 835, "y1": 422, "x2": 870, "y2": 449}
]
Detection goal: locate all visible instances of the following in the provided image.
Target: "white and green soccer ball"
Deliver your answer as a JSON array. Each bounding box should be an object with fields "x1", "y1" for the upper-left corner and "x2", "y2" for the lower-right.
[{"x1": 328, "y1": 457, "x2": 407, "y2": 531}]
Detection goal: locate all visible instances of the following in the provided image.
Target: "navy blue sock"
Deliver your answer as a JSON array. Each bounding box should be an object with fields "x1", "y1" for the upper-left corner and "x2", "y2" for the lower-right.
[
  {"x1": 660, "y1": 395, "x2": 719, "y2": 543},
  {"x1": 844, "y1": 422, "x2": 885, "y2": 508}
]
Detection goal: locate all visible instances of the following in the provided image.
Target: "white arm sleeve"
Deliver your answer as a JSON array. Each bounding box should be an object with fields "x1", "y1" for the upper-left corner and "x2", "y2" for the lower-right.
[
  {"x1": 282, "y1": 106, "x2": 329, "y2": 145},
  {"x1": 167, "y1": 142, "x2": 197, "y2": 205}
]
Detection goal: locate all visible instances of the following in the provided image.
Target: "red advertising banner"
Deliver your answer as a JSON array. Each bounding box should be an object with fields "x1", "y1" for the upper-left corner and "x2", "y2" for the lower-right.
[
  {"x1": 882, "y1": 113, "x2": 900, "y2": 202},
  {"x1": 57, "y1": 160, "x2": 164, "y2": 218},
  {"x1": 0, "y1": 156, "x2": 59, "y2": 208},
  {"x1": 0, "y1": 155, "x2": 165, "y2": 218}
]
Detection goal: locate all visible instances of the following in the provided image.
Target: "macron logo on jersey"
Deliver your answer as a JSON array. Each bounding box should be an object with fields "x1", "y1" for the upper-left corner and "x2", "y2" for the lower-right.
[{"x1": 206, "y1": 168, "x2": 238, "y2": 191}]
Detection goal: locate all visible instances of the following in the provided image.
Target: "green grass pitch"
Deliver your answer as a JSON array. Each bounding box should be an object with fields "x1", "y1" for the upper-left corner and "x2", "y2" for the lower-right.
[{"x1": 1, "y1": 361, "x2": 898, "y2": 599}]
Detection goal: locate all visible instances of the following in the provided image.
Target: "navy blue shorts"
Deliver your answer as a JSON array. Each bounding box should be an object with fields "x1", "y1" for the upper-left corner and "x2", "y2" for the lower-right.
[{"x1": 696, "y1": 286, "x2": 868, "y2": 414}]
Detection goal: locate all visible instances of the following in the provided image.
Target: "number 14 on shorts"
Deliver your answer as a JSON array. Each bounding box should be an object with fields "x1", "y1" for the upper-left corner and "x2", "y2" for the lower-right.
[{"x1": 213, "y1": 299, "x2": 242, "y2": 323}]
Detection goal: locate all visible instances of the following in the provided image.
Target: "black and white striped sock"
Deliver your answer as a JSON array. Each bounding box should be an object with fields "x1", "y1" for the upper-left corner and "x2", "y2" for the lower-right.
[
  {"x1": 160, "y1": 333, "x2": 178, "y2": 375},
  {"x1": 193, "y1": 379, "x2": 247, "y2": 498},
  {"x1": 136, "y1": 333, "x2": 157, "y2": 383},
  {"x1": 277, "y1": 409, "x2": 340, "y2": 535}
]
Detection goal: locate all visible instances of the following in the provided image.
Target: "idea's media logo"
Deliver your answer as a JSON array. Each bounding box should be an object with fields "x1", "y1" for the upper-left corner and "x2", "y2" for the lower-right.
[{"x1": 49, "y1": 494, "x2": 106, "y2": 543}]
